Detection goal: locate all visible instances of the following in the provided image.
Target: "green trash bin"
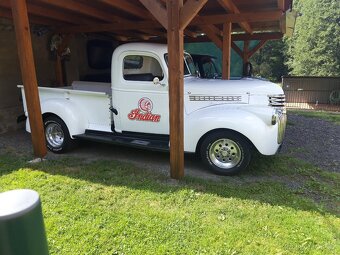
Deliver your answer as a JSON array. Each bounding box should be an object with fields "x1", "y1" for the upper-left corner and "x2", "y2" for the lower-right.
[{"x1": 0, "y1": 189, "x2": 49, "y2": 255}]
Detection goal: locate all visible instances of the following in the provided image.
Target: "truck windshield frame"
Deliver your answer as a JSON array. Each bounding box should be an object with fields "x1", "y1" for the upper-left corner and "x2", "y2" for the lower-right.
[{"x1": 164, "y1": 53, "x2": 198, "y2": 77}]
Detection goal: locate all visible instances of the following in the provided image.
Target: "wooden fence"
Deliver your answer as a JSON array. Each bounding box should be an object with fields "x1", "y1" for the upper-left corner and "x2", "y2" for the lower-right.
[{"x1": 282, "y1": 76, "x2": 340, "y2": 111}]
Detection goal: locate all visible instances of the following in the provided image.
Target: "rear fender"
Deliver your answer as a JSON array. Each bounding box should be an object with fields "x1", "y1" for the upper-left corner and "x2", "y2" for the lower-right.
[{"x1": 26, "y1": 99, "x2": 87, "y2": 137}]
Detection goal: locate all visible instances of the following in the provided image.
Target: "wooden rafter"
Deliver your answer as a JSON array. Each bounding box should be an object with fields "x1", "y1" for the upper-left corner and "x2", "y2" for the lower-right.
[
  {"x1": 199, "y1": 25, "x2": 222, "y2": 49},
  {"x1": 184, "y1": 29, "x2": 199, "y2": 38},
  {"x1": 277, "y1": 0, "x2": 285, "y2": 11},
  {"x1": 139, "y1": 0, "x2": 168, "y2": 29},
  {"x1": 231, "y1": 41, "x2": 243, "y2": 57},
  {"x1": 1, "y1": 0, "x2": 96, "y2": 24},
  {"x1": 99, "y1": 0, "x2": 152, "y2": 19},
  {"x1": 196, "y1": 10, "x2": 282, "y2": 25},
  {"x1": 142, "y1": 29, "x2": 166, "y2": 38},
  {"x1": 0, "y1": 7, "x2": 66, "y2": 26},
  {"x1": 179, "y1": 0, "x2": 207, "y2": 30},
  {"x1": 35, "y1": 0, "x2": 124, "y2": 23},
  {"x1": 56, "y1": 11, "x2": 282, "y2": 34},
  {"x1": 57, "y1": 21, "x2": 158, "y2": 33},
  {"x1": 217, "y1": 0, "x2": 252, "y2": 34},
  {"x1": 243, "y1": 40, "x2": 249, "y2": 62},
  {"x1": 232, "y1": 32, "x2": 282, "y2": 41},
  {"x1": 248, "y1": 40, "x2": 268, "y2": 58}
]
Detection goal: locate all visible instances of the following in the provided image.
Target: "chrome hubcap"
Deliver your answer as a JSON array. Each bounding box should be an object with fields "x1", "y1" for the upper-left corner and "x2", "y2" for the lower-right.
[
  {"x1": 45, "y1": 123, "x2": 64, "y2": 148},
  {"x1": 209, "y1": 138, "x2": 241, "y2": 169}
]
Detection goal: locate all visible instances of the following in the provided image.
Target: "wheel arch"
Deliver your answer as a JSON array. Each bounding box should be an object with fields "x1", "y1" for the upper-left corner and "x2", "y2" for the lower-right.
[
  {"x1": 195, "y1": 128, "x2": 256, "y2": 155},
  {"x1": 40, "y1": 99, "x2": 87, "y2": 137},
  {"x1": 42, "y1": 112, "x2": 61, "y2": 121}
]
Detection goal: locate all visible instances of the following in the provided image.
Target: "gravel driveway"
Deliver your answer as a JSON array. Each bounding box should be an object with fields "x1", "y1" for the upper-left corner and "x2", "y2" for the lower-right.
[
  {"x1": 1, "y1": 112, "x2": 339, "y2": 175},
  {"x1": 281, "y1": 113, "x2": 340, "y2": 172}
]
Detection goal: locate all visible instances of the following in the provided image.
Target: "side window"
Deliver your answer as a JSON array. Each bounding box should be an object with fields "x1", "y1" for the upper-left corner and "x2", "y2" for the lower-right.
[
  {"x1": 123, "y1": 55, "x2": 164, "y2": 81},
  {"x1": 124, "y1": 56, "x2": 143, "y2": 69}
]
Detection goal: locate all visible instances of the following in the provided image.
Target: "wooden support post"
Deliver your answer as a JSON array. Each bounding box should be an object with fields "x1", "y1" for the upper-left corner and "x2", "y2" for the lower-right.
[
  {"x1": 55, "y1": 55, "x2": 64, "y2": 86},
  {"x1": 222, "y1": 22, "x2": 232, "y2": 80},
  {"x1": 54, "y1": 34, "x2": 72, "y2": 87},
  {"x1": 167, "y1": 0, "x2": 184, "y2": 179},
  {"x1": 11, "y1": 0, "x2": 47, "y2": 158},
  {"x1": 243, "y1": 40, "x2": 249, "y2": 63}
]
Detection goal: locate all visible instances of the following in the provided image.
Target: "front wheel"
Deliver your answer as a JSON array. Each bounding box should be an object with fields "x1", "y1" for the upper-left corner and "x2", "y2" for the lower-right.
[
  {"x1": 200, "y1": 131, "x2": 251, "y2": 175},
  {"x1": 44, "y1": 116, "x2": 75, "y2": 153}
]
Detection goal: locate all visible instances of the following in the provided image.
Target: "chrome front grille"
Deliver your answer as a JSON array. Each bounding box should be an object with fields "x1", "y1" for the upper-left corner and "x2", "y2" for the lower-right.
[
  {"x1": 189, "y1": 95, "x2": 242, "y2": 102},
  {"x1": 268, "y1": 94, "x2": 286, "y2": 107}
]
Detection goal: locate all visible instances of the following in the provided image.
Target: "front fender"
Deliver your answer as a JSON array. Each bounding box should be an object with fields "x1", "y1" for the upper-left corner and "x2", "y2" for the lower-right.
[
  {"x1": 184, "y1": 105, "x2": 279, "y2": 155},
  {"x1": 37, "y1": 99, "x2": 87, "y2": 137}
]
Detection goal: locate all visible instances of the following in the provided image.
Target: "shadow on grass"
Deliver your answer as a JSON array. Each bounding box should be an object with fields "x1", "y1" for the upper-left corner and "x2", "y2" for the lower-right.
[{"x1": 0, "y1": 152, "x2": 338, "y2": 217}]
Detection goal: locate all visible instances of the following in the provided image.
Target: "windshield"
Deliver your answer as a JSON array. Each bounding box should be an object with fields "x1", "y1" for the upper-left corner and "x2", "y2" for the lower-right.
[{"x1": 164, "y1": 53, "x2": 198, "y2": 76}]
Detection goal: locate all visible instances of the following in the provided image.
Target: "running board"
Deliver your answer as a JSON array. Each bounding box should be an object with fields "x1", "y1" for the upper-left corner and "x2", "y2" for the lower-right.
[{"x1": 73, "y1": 131, "x2": 169, "y2": 152}]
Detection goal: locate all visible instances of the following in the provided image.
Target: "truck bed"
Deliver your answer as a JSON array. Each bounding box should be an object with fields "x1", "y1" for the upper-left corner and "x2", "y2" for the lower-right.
[
  {"x1": 18, "y1": 82, "x2": 112, "y2": 133},
  {"x1": 71, "y1": 81, "x2": 111, "y2": 94}
]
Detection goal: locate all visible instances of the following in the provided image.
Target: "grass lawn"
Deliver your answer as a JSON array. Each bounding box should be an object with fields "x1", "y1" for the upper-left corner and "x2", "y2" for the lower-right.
[
  {"x1": 289, "y1": 109, "x2": 340, "y2": 125},
  {"x1": 0, "y1": 153, "x2": 339, "y2": 255}
]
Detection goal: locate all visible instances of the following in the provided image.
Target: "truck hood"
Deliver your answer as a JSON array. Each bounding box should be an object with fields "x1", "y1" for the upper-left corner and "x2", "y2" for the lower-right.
[
  {"x1": 183, "y1": 77, "x2": 284, "y2": 114},
  {"x1": 184, "y1": 77, "x2": 283, "y2": 95}
]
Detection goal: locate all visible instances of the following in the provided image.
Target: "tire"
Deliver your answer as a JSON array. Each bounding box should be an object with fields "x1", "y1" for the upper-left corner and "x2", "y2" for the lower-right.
[
  {"x1": 200, "y1": 131, "x2": 251, "y2": 175},
  {"x1": 44, "y1": 116, "x2": 75, "y2": 153}
]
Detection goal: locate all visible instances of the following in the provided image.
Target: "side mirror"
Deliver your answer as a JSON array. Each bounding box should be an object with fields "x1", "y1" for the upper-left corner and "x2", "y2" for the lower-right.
[
  {"x1": 243, "y1": 62, "x2": 253, "y2": 77},
  {"x1": 153, "y1": 77, "x2": 166, "y2": 87},
  {"x1": 153, "y1": 77, "x2": 160, "y2": 85}
]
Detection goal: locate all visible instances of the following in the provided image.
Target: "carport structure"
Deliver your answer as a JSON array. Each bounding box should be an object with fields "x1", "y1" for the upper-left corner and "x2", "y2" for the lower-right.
[{"x1": 2, "y1": 0, "x2": 293, "y2": 179}]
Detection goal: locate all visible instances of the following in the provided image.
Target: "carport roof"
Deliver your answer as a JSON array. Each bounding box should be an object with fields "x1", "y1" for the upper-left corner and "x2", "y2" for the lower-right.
[{"x1": 0, "y1": 0, "x2": 293, "y2": 41}]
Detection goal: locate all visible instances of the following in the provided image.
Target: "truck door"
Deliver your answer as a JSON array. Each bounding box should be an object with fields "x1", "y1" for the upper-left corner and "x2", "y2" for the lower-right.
[{"x1": 112, "y1": 52, "x2": 169, "y2": 135}]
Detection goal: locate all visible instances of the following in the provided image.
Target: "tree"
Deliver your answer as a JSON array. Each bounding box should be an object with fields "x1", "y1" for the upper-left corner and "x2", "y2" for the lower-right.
[
  {"x1": 286, "y1": 0, "x2": 340, "y2": 76},
  {"x1": 250, "y1": 39, "x2": 288, "y2": 82}
]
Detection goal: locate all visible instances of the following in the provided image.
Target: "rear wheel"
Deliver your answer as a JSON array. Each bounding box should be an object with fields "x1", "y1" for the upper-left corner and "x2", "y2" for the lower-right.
[
  {"x1": 200, "y1": 131, "x2": 251, "y2": 175},
  {"x1": 44, "y1": 116, "x2": 75, "y2": 153}
]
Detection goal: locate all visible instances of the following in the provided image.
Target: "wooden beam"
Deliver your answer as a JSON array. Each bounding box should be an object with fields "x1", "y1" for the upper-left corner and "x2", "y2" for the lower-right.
[
  {"x1": 55, "y1": 55, "x2": 63, "y2": 86},
  {"x1": 1, "y1": 0, "x2": 93, "y2": 24},
  {"x1": 184, "y1": 29, "x2": 199, "y2": 38},
  {"x1": 231, "y1": 42, "x2": 242, "y2": 57},
  {"x1": 57, "y1": 20, "x2": 159, "y2": 33},
  {"x1": 54, "y1": 34, "x2": 72, "y2": 86},
  {"x1": 248, "y1": 40, "x2": 268, "y2": 58},
  {"x1": 143, "y1": 28, "x2": 166, "y2": 37},
  {"x1": 180, "y1": 0, "x2": 207, "y2": 30},
  {"x1": 0, "y1": 7, "x2": 66, "y2": 25},
  {"x1": 57, "y1": 11, "x2": 283, "y2": 34},
  {"x1": 35, "y1": 0, "x2": 124, "y2": 23},
  {"x1": 199, "y1": 25, "x2": 222, "y2": 49},
  {"x1": 278, "y1": 0, "x2": 285, "y2": 11},
  {"x1": 100, "y1": 0, "x2": 152, "y2": 19},
  {"x1": 232, "y1": 32, "x2": 283, "y2": 41},
  {"x1": 10, "y1": 0, "x2": 47, "y2": 158},
  {"x1": 217, "y1": 0, "x2": 252, "y2": 34},
  {"x1": 196, "y1": 10, "x2": 283, "y2": 25},
  {"x1": 243, "y1": 40, "x2": 249, "y2": 63},
  {"x1": 139, "y1": 0, "x2": 168, "y2": 29},
  {"x1": 222, "y1": 22, "x2": 232, "y2": 79},
  {"x1": 167, "y1": 0, "x2": 184, "y2": 179}
]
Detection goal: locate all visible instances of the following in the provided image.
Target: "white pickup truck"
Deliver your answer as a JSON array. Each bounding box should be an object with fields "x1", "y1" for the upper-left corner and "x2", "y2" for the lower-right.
[{"x1": 19, "y1": 43, "x2": 286, "y2": 175}]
